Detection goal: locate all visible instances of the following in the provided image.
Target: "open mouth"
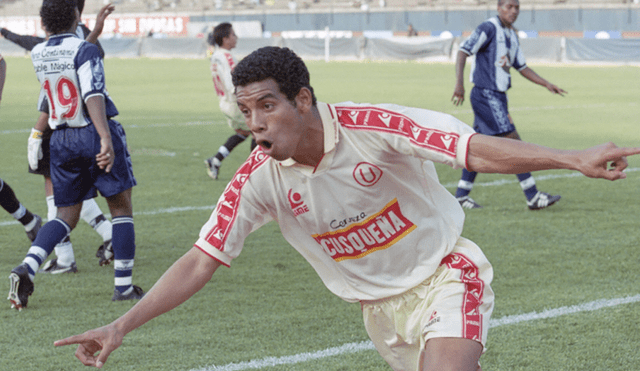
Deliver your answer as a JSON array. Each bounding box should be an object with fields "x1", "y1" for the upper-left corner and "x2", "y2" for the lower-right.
[{"x1": 259, "y1": 140, "x2": 272, "y2": 150}]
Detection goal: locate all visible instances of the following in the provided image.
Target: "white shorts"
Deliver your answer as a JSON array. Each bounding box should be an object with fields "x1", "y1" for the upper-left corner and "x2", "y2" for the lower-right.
[
  {"x1": 219, "y1": 100, "x2": 249, "y2": 132},
  {"x1": 361, "y1": 237, "x2": 494, "y2": 371}
]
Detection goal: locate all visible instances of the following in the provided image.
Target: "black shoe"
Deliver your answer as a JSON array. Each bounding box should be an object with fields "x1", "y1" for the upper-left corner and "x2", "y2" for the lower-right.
[
  {"x1": 25, "y1": 214, "x2": 42, "y2": 242},
  {"x1": 527, "y1": 192, "x2": 561, "y2": 210},
  {"x1": 38, "y1": 259, "x2": 78, "y2": 274},
  {"x1": 8, "y1": 263, "x2": 34, "y2": 311},
  {"x1": 112, "y1": 285, "x2": 145, "y2": 301},
  {"x1": 457, "y1": 196, "x2": 483, "y2": 209},
  {"x1": 96, "y1": 240, "x2": 114, "y2": 266}
]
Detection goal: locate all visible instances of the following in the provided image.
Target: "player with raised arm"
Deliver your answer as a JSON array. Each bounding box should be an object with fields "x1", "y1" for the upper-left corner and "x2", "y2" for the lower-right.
[
  {"x1": 54, "y1": 47, "x2": 639, "y2": 370},
  {"x1": 204, "y1": 22, "x2": 256, "y2": 180},
  {"x1": 3, "y1": 3, "x2": 116, "y2": 273},
  {"x1": 451, "y1": 0, "x2": 567, "y2": 210},
  {"x1": 8, "y1": 0, "x2": 143, "y2": 311}
]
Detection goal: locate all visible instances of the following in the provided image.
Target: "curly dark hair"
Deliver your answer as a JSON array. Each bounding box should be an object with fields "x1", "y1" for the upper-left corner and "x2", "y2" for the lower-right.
[
  {"x1": 232, "y1": 47, "x2": 317, "y2": 106},
  {"x1": 40, "y1": 0, "x2": 78, "y2": 35},
  {"x1": 212, "y1": 22, "x2": 232, "y2": 47}
]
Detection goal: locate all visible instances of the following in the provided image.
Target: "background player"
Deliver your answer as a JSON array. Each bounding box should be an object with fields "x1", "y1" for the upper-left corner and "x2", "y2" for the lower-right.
[
  {"x1": 54, "y1": 47, "x2": 639, "y2": 370},
  {"x1": 204, "y1": 22, "x2": 256, "y2": 180},
  {"x1": 2, "y1": 3, "x2": 116, "y2": 273},
  {"x1": 8, "y1": 0, "x2": 143, "y2": 310},
  {"x1": 1, "y1": 53, "x2": 42, "y2": 241},
  {"x1": 451, "y1": 0, "x2": 567, "y2": 210}
]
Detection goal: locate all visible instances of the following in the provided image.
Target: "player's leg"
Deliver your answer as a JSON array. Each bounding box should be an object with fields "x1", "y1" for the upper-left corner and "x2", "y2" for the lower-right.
[
  {"x1": 500, "y1": 129, "x2": 561, "y2": 210},
  {"x1": 78, "y1": 198, "x2": 113, "y2": 265},
  {"x1": 0, "y1": 177, "x2": 42, "y2": 241},
  {"x1": 421, "y1": 338, "x2": 482, "y2": 371},
  {"x1": 8, "y1": 203, "x2": 81, "y2": 310},
  {"x1": 205, "y1": 126, "x2": 250, "y2": 180},
  {"x1": 39, "y1": 176, "x2": 77, "y2": 274},
  {"x1": 98, "y1": 120, "x2": 143, "y2": 301},
  {"x1": 104, "y1": 188, "x2": 143, "y2": 301},
  {"x1": 455, "y1": 169, "x2": 481, "y2": 209}
]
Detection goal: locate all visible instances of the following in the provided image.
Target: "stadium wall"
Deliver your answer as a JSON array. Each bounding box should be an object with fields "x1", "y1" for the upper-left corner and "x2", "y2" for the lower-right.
[{"x1": 3, "y1": 36, "x2": 639, "y2": 63}]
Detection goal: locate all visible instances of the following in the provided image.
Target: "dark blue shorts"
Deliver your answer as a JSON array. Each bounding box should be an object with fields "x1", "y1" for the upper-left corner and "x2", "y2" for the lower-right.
[
  {"x1": 49, "y1": 120, "x2": 136, "y2": 207},
  {"x1": 470, "y1": 87, "x2": 515, "y2": 136}
]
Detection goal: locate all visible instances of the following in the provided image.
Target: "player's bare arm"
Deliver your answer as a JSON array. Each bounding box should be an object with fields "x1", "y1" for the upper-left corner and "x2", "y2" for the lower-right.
[
  {"x1": 466, "y1": 134, "x2": 640, "y2": 180},
  {"x1": 451, "y1": 50, "x2": 469, "y2": 106},
  {"x1": 85, "y1": 95, "x2": 114, "y2": 172},
  {"x1": 85, "y1": 3, "x2": 115, "y2": 45},
  {"x1": 0, "y1": 57, "x2": 6, "y2": 104},
  {"x1": 55, "y1": 247, "x2": 221, "y2": 368},
  {"x1": 519, "y1": 67, "x2": 567, "y2": 96}
]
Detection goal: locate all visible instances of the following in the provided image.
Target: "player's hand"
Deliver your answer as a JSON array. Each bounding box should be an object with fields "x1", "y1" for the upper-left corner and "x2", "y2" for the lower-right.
[
  {"x1": 452, "y1": 83, "x2": 465, "y2": 106},
  {"x1": 546, "y1": 83, "x2": 567, "y2": 97},
  {"x1": 54, "y1": 324, "x2": 123, "y2": 369},
  {"x1": 96, "y1": 137, "x2": 115, "y2": 173},
  {"x1": 577, "y1": 142, "x2": 640, "y2": 181},
  {"x1": 28, "y1": 128, "x2": 44, "y2": 170},
  {"x1": 97, "y1": 3, "x2": 115, "y2": 23}
]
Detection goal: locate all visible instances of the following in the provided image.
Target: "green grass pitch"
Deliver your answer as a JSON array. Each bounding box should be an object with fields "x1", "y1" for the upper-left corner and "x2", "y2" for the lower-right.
[{"x1": 0, "y1": 56, "x2": 639, "y2": 370}]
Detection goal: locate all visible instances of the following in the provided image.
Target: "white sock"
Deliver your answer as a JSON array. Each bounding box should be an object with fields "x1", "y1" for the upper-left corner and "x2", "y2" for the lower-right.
[
  {"x1": 80, "y1": 199, "x2": 112, "y2": 242},
  {"x1": 54, "y1": 236, "x2": 75, "y2": 266}
]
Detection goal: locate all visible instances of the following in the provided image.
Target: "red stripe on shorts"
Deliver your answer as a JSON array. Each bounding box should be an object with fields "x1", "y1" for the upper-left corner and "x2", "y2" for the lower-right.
[{"x1": 440, "y1": 253, "x2": 484, "y2": 342}]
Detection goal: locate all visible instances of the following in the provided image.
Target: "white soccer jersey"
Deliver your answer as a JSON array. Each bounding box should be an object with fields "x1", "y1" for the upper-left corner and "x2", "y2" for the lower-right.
[
  {"x1": 32, "y1": 34, "x2": 117, "y2": 129},
  {"x1": 460, "y1": 16, "x2": 527, "y2": 92},
  {"x1": 210, "y1": 48, "x2": 240, "y2": 117},
  {"x1": 195, "y1": 102, "x2": 476, "y2": 302}
]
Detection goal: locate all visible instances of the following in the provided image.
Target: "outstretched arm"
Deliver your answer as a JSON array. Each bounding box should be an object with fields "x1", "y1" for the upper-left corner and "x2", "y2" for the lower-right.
[
  {"x1": 519, "y1": 66, "x2": 567, "y2": 96},
  {"x1": 0, "y1": 57, "x2": 6, "y2": 105},
  {"x1": 451, "y1": 50, "x2": 469, "y2": 106},
  {"x1": 55, "y1": 247, "x2": 221, "y2": 368},
  {"x1": 466, "y1": 134, "x2": 640, "y2": 181},
  {"x1": 84, "y1": 3, "x2": 115, "y2": 47}
]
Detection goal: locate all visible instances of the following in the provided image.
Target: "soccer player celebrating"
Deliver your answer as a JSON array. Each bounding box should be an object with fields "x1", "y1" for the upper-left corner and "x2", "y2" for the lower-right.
[
  {"x1": 204, "y1": 22, "x2": 256, "y2": 180},
  {"x1": 451, "y1": 0, "x2": 567, "y2": 210},
  {"x1": 54, "y1": 47, "x2": 639, "y2": 370},
  {"x1": 8, "y1": 0, "x2": 144, "y2": 311}
]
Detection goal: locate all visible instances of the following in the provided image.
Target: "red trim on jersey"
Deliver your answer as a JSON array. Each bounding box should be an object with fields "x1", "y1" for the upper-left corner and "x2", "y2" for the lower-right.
[
  {"x1": 224, "y1": 51, "x2": 235, "y2": 71},
  {"x1": 440, "y1": 253, "x2": 484, "y2": 342},
  {"x1": 465, "y1": 133, "x2": 478, "y2": 170},
  {"x1": 194, "y1": 244, "x2": 231, "y2": 268},
  {"x1": 202, "y1": 149, "x2": 270, "y2": 253},
  {"x1": 335, "y1": 106, "x2": 460, "y2": 159}
]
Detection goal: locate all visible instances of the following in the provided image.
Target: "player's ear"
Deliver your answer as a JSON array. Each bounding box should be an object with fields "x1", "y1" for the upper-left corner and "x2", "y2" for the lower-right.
[{"x1": 295, "y1": 87, "x2": 313, "y2": 113}]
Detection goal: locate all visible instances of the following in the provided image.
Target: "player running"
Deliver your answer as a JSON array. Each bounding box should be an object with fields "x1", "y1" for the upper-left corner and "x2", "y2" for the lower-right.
[{"x1": 55, "y1": 47, "x2": 639, "y2": 370}]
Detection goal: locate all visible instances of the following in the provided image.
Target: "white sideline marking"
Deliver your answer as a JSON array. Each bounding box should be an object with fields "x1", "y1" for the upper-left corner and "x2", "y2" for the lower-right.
[
  {"x1": 442, "y1": 167, "x2": 640, "y2": 189},
  {"x1": 1, "y1": 168, "x2": 639, "y2": 229},
  {"x1": 192, "y1": 294, "x2": 640, "y2": 371}
]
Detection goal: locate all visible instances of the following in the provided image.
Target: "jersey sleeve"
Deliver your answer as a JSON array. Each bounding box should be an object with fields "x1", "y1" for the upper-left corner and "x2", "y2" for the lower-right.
[
  {"x1": 460, "y1": 21, "x2": 495, "y2": 56},
  {"x1": 512, "y1": 40, "x2": 527, "y2": 71},
  {"x1": 194, "y1": 152, "x2": 274, "y2": 267},
  {"x1": 74, "y1": 42, "x2": 106, "y2": 102},
  {"x1": 336, "y1": 103, "x2": 476, "y2": 170}
]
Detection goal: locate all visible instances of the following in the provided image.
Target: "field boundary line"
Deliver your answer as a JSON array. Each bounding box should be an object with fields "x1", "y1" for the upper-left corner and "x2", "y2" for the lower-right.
[
  {"x1": 1, "y1": 168, "x2": 638, "y2": 228},
  {"x1": 192, "y1": 294, "x2": 640, "y2": 371}
]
